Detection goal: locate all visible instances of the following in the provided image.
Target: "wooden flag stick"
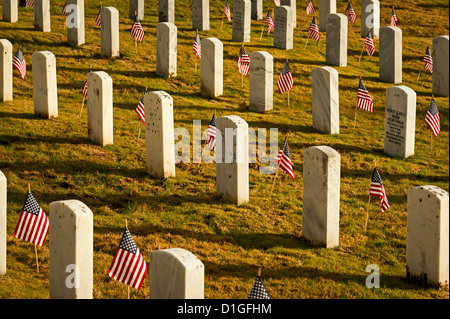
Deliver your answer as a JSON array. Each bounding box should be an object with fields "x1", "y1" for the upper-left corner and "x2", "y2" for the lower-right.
[
  {"x1": 364, "y1": 195, "x2": 371, "y2": 232},
  {"x1": 79, "y1": 96, "x2": 85, "y2": 117},
  {"x1": 358, "y1": 29, "x2": 370, "y2": 64},
  {"x1": 260, "y1": 24, "x2": 265, "y2": 41},
  {"x1": 354, "y1": 76, "x2": 362, "y2": 127},
  {"x1": 416, "y1": 66, "x2": 423, "y2": 82},
  {"x1": 137, "y1": 128, "x2": 141, "y2": 142},
  {"x1": 305, "y1": 36, "x2": 309, "y2": 48},
  {"x1": 257, "y1": 267, "x2": 261, "y2": 277},
  {"x1": 270, "y1": 138, "x2": 287, "y2": 195},
  {"x1": 287, "y1": 90, "x2": 290, "y2": 107},
  {"x1": 221, "y1": 11, "x2": 224, "y2": 29}
]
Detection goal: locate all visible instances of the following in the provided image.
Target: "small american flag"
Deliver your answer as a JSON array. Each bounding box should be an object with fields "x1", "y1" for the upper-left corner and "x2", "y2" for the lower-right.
[
  {"x1": 265, "y1": 10, "x2": 274, "y2": 33},
  {"x1": 62, "y1": 1, "x2": 67, "y2": 16},
  {"x1": 13, "y1": 191, "x2": 49, "y2": 247},
  {"x1": 423, "y1": 46, "x2": 433, "y2": 73},
  {"x1": 131, "y1": 15, "x2": 145, "y2": 42},
  {"x1": 277, "y1": 61, "x2": 293, "y2": 94},
  {"x1": 107, "y1": 226, "x2": 148, "y2": 290},
  {"x1": 308, "y1": 16, "x2": 320, "y2": 42},
  {"x1": 248, "y1": 276, "x2": 271, "y2": 299},
  {"x1": 13, "y1": 48, "x2": 26, "y2": 79},
  {"x1": 306, "y1": 0, "x2": 316, "y2": 15},
  {"x1": 223, "y1": 1, "x2": 231, "y2": 22},
  {"x1": 95, "y1": 6, "x2": 102, "y2": 27},
  {"x1": 238, "y1": 46, "x2": 250, "y2": 76},
  {"x1": 390, "y1": 8, "x2": 398, "y2": 26},
  {"x1": 357, "y1": 79, "x2": 374, "y2": 112},
  {"x1": 193, "y1": 32, "x2": 201, "y2": 59},
  {"x1": 135, "y1": 92, "x2": 146, "y2": 124},
  {"x1": 365, "y1": 30, "x2": 375, "y2": 56},
  {"x1": 206, "y1": 114, "x2": 216, "y2": 150},
  {"x1": 25, "y1": 0, "x2": 34, "y2": 7},
  {"x1": 277, "y1": 137, "x2": 295, "y2": 180},
  {"x1": 425, "y1": 98, "x2": 440, "y2": 137},
  {"x1": 345, "y1": 3, "x2": 356, "y2": 24},
  {"x1": 370, "y1": 168, "x2": 391, "y2": 214},
  {"x1": 274, "y1": 0, "x2": 280, "y2": 6},
  {"x1": 82, "y1": 68, "x2": 91, "y2": 100}
]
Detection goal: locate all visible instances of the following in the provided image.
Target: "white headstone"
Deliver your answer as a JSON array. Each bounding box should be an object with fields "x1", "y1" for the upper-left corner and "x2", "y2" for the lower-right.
[
  {"x1": 101, "y1": 7, "x2": 120, "y2": 58},
  {"x1": 318, "y1": 0, "x2": 335, "y2": 32},
  {"x1": 326, "y1": 13, "x2": 347, "y2": 67},
  {"x1": 34, "y1": 0, "x2": 51, "y2": 32},
  {"x1": 156, "y1": 22, "x2": 177, "y2": 78},
  {"x1": 159, "y1": 0, "x2": 175, "y2": 23},
  {"x1": 32, "y1": 51, "x2": 58, "y2": 119},
  {"x1": 129, "y1": 0, "x2": 144, "y2": 20},
  {"x1": 361, "y1": 0, "x2": 380, "y2": 38},
  {"x1": 67, "y1": 0, "x2": 85, "y2": 46},
  {"x1": 312, "y1": 67, "x2": 339, "y2": 134},
  {"x1": 232, "y1": 0, "x2": 251, "y2": 42},
  {"x1": 280, "y1": 0, "x2": 296, "y2": 27},
  {"x1": 2, "y1": 0, "x2": 18, "y2": 23},
  {"x1": 273, "y1": 6, "x2": 293, "y2": 50},
  {"x1": 249, "y1": 51, "x2": 273, "y2": 113},
  {"x1": 407, "y1": 185, "x2": 449, "y2": 287},
  {"x1": 250, "y1": 0, "x2": 263, "y2": 20},
  {"x1": 192, "y1": 0, "x2": 209, "y2": 30},
  {"x1": 379, "y1": 26, "x2": 402, "y2": 84},
  {"x1": 200, "y1": 38, "x2": 223, "y2": 98},
  {"x1": 432, "y1": 35, "x2": 449, "y2": 97},
  {"x1": 303, "y1": 146, "x2": 340, "y2": 248},
  {"x1": 0, "y1": 170, "x2": 6, "y2": 275},
  {"x1": 49, "y1": 200, "x2": 93, "y2": 299},
  {"x1": 0, "y1": 39, "x2": 13, "y2": 102}
]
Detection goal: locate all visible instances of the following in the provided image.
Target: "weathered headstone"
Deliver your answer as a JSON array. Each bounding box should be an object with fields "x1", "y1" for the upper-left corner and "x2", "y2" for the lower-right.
[
  {"x1": 303, "y1": 146, "x2": 340, "y2": 248},
  {"x1": 273, "y1": 6, "x2": 293, "y2": 50},
  {"x1": 34, "y1": 0, "x2": 51, "y2": 32},
  {"x1": 361, "y1": 0, "x2": 380, "y2": 38},
  {"x1": 87, "y1": 71, "x2": 113, "y2": 146},
  {"x1": 0, "y1": 39, "x2": 13, "y2": 102},
  {"x1": 281, "y1": 0, "x2": 296, "y2": 27},
  {"x1": 144, "y1": 91, "x2": 175, "y2": 179},
  {"x1": 49, "y1": 200, "x2": 93, "y2": 299},
  {"x1": 159, "y1": 0, "x2": 175, "y2": 23},
  {"x1": 0, "y1": 170, "x2": 6, "y2": 275},
  {"x1": 216, "y1": 115, "x2": 249, "y2": 205},
  {"x1": 129, "y1": 0, "x2": 144, "y2": 20},
  {"x1": 67, "y1": 0, "x2": 85, "y2": 46},
  {"x1": 249, "y1": 51, "x2": 273, "y2": 113},
  {"x1": 2, "y1": 0, "x2": 18, "y2": 23},
  {"x1": 101, "y1": 7, "x2": 120, "y2": 58},
  {"x1": 232, "y1": 0, "x2": 251, "y2": 42},
  {"x1": 156, "y1": 22, "x2": 177, "y2": 78},
  {"x1": 432, "y1": 35, "x2": 449, "y2": 97},
  {"x1": 384, "y1": 86, "x2": 416, "y2": 158},
  {"x1": 200, "y1": 38, "x2": 223, "y2": 98},
  {"x1": 379, "y1": 26, "x2": 402, "y2": 84},
  {"x1": 32, "y1": 51, "x2": 58, "y2": 119},
  {"x1": 250, "y1": 0, "x2": 263, "y2": 20},
  {"x1": 311, "y1": 67, "x2": 339, "y2": 134},
  {"x1": 318, "y1": 0, "x2": 335, "y2": 32},
  {"x1": 149, "y1": 248, "x2": 204, "y2": 299},
  {"x1": 326, "y1": 13, "x2": 347, "y2": 67},
  {"x1": 407, "y1": 185, "x2": 449, "y2": 287},
  {"x1": 192, "y1": 0, "x2": 209, "y2": 30}
]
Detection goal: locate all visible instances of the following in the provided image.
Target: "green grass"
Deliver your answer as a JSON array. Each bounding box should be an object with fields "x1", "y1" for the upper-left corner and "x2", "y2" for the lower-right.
[{"x1": 0, "y1": 0, "x2": 448, "y2": 299}]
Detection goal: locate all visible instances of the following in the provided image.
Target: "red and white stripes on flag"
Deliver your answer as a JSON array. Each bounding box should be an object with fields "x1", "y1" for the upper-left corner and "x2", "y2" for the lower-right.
[
  {"x1": 131, "y1": 15, "x2": 145, "y2": 42},
  {"x1": 423, "y1": 46, "x2": 433, "y2": 73},
  {"x1": 265, "y1": 10, "x2": 274, "y2": 33},
  {"x1": 82, "y1": 69, "x2": 91, "y2": 100},
  {"x1": 238, "y1": 46, "x2": 250, "y2": 76},
  {"x1": 223, "y1": 1, "x2": 231, "y2": 22},
  {"x1": 306, "y1": 0, "x2": 316, "y2": 15},
  {"x1": 135, "y1": 92, "x2": 145, "y2": 124},
  {"x1": 62, "y1": 1, "x2": 67, "y2": 16},
  {"x1": 345, "y1": 3, "x2": 356, "y2": 24},
  {"x1": 276, "y1": 61, "x2": 293, "y2": 94},
  {"x1": 95, "y1": 6, "x2": 102, "y2": 27},
  {"x1": 13, "y1": 48, "x2": 26, "y2": 79},
  {"x1": 390, "y1": 9, "x2": 398, "y2": 26},
  {"x1": 206, "y1": 114, "x2": 216, "y2": 150},
  {"x1": 25, "y1": 0, "x2": 34, "y2": 8},
  {"x1": 308, "y1": 16, "x2": 320, "y2": 42},
  {"x1": 193, "y1": 32, "x2": 201, "y2": 59},
  {"x1": 357, "y1": 79, "x2": 374, "y2": 112},
  {"x1": 14, "y1": 191, "x2": 49, "y2": 247},
  {"x1": 425, "y1": 98, "x2": 440, "y2": 137},
  {"x1": 107, "y1": 227, "x2": 148, "y2": 290},
  {"x1": 277, "y1": 138, "x2": 295, "y2": 180},
  {"x1": 370, "y1": 168, "x2": 391, "y2": 214},
  {"x1": 365, "y1": 31, "x2": 375, "y2": 56}
]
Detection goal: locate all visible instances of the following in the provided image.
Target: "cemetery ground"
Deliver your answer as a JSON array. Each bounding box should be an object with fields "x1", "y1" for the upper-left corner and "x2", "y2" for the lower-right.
[{"x1": 0, "y1": 0, "x2": 448, "y2": 299}]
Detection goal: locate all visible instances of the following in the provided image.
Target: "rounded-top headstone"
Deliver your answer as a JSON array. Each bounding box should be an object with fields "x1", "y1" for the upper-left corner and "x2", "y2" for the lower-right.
[
  {"x1": 0, "y1": 39, "x2": 13, "y2": 102},
  {"x1": 432, "y1": 35, "x2": 449, "y2": 97}
]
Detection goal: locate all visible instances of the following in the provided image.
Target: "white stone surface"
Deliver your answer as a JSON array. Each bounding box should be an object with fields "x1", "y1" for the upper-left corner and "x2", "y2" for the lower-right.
[
  {"x1": 232, "y1": 0, "x2": 251, "y2": 42},
  {"x1": 312, "y1": 67, "x2": 339, "y2": 134},
  {"x1": 407, "y1": 185, "x2": 449, "y2": 287},
  {"x1": 192, "y1": 0, "x2": 209, "y2": 30},
  {"x1": 149, "y1": 248, "x2": 204, "y2": 299},
  {"x1": 32, "y1": 51, "x2": 58, "y2": 119},
  {"x1": 129, "y1": 0, "x2": 144, "y2": 20},
  {"x1": 379, "y1": 26, "x2": 402, "y2": 84},
  {"x1": 326, "y1": 13, "x2": 347, "y2": 67},
  {"x1": 432, "y1": 35, "x2": 449, "y2": 97},
  {"x1": 250, "y1": 0, "x2": 263, "y2": 20},
  {"x1": 249, "y1": 51, "x2": 273, "y2": 113},
  {"x1": 273, "y1": 6, "x2": 293, "y2": 50},
  {"x1": 101, "y1": 7, "x2": 120, "y2": 58},
  {"x1": 159, "y1": 0, "x2": 175, "y2": 23},
  {"x1": 361, "y1": 0, "x2": 380, "y2": 38},
  {"x1": 318, "y1": 0, "x2": 335, "y2": 32},
  {"x1": 384, "y1": 86, "x2": 416, "y2": 159},
  {"x1": 200, "y1": 38, "x2": 223, "y2": 98},
  {"x1": 0, "y1": 170, "x2": 6, "y2": 275},
  {"x1": 67, "y1": 0, "x2": 85, "y2": 46},
  {"x1": 49, "y1": 200, "x2": 93, "y2": 299},
  {"x1": 2, "y1": 0, "x2": 18, "y2": 23},
  {"x1": 87, "y1": 71, "x2": 113, "y2": 146},
  {"x1": 0, "y1": 39, "x2": 13, "y2": 102},
  {"x1": 280, "y1": 0, "x2": 296, "y2": 27},
  {"x1": 145, "y1": 91, "x2": 175, "y2": 178},
  {"x1": 156, "y1": 22, "x2": 177, "y2": 78},
  {"x1": 303, "y1": 146, "x2": 340, "y2": 248},
  {"x1": 34, "y1": 0, "x2": 51, "y2": 32}
]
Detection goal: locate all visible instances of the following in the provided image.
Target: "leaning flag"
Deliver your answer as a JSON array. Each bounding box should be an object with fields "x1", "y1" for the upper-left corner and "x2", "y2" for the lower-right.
[
  {"x1": 390, "y1": 8, "x2": 398, "y2": 27},
  {"x1": 13, "y1": 191, "x2": 49, "y2": 247},
  {"x1": 223, "y1": 1, "x2": 231, "y2": 22},
  {"x1": 82, "y1": 68, "x2": 92, "y2": 100},
  {"x1": 425, "y1": 98, "x2": 440, "y2": 137},
  {"x1": 238, "y1": 46, "x2": 250, "y2": 76},
  {"x1": 370, "y1": 168, "x2": 391, "y2": 214},
  {"x1": 62, "y1": 1, "x2": 67, "y2": 16},
  {"x1": 131, "y1": 15, "x2": 145, "y2": 42},
  {"x1": 308, "y1": 16, "x2": 320, "y2": 42},
  {"x1": 25, "y1": 0, "x2": 34, "y2": 8},
  {"x1": 423, "y1": 46, "x2": 433, "y2": 73},
  {"x1": 365, "y1": 30, "x2": 375, "y2": 56},
  {"x1": 248, "y1": 276, "x2": 271, "y2": 299},
  {"x1": 107, "y1": 226, "x2": 148, "y2": 290},
  {"x1": 357, "y1": 79, "x2": 374, "y2": 112},
  {"x1": 95, "y1": 6, "x2": 102, "y2": 27},
  {"x1": 276, "y1": 61, "x2": 293, "y2": 94},
  {"x1": 206, "y1": 114, "x2": 216, "y2": 150},
  {"x1": 265, "y1": 10, "x2": 274, "y2": 33},
  {"x1": 306, "y1": 0, "x2": 316, "y2": 15},
  {"x1": 13, "y1": 48, "x2": 26, "y2": 79},
  {"x1": 277, "y1": 138, "x2": 295, "y2": 180},
  {"x1": 193, "y1": 32, "x2": 201, "y2": 59},
  {"x1": 345, "y1": 3, "x2": 356, "y2": 24},
  {"x1": 135, "y1": 92, "x2": 146, "y2": 124}
]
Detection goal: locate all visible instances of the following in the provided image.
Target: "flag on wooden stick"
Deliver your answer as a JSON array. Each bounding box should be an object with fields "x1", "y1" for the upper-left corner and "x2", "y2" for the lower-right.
[
  {"x1": 206, "y1": 113, "x2": 217, "y2": 150},
  {"x1": 265, "y1": 10, "x2": 274, "y2": 33},
  {"x1": 82, "y1": 68, "x2": 92, "y2": 100},
  {"x1": 223, "y1": 1, "x2": 231, "y2": 22},
  {"x1": 13, "y1": 48, "x2": 26, "y2": 79},
  {"x1": 131, "y1": 15, "x2": 145, "y2": 42},
  {"x1": 306, "y1": 0, "x2": 316, "y2": 15},
  {"x1": 369, "y1": 168, "x2": 391, "y2": 214},
  {"x1": 390, "y1": 8, "x2": 398, "y2": 26},
  {"x1": 425, "y1": 98, "x2": 440, "y2": 137},
  {"x1": 238, "y1": 46, "x2": 250, "y2": 76},
  {"x1": 276, "y1": 61, "x2": 293, "y2": 94},
  {"x1": 345, "y1": 3, "x2": 356, "y2": 24},
  {"x1": 95, "y1": 6, "x2": 102, "y2": 27},
  {"x1": 307, "y1": 16, "x2": 320, "y2": 42},
  {"x1": 423, "y1": 46, "x2": 433, "y2": 73},
  {"x1": 277, "y1": 137, "x2": 295, "y2": 180},
  {"x1": 62, "y1": 1, "x2": 67, "y2": 16},
  {"x1": 193, "y1": 31, "x2": 201, "y2": 59},
  {"x1": 135, "y1": 91, "x2": 146, "y2": 124},
  {"x1": 357, "y1": 79, "x2": 374, "y2": 113},
  {"x1": 365, "y1": 30, "x2": 375, "y2": 56}
]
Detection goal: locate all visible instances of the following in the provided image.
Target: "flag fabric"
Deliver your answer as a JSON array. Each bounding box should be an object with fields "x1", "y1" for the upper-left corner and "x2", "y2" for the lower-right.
[
  {"x1": 25, "y1": 0, "x2": 34, "y2": 7},
  {"x1": 390, "y1": 9, "x2": 398, "y2": 26},
  {"x1": 423, "y1": 46, "x2": 433, "y2": 73},
  {"x1": 306, "y1": 0, "x2": 316, "y2": 15},
  {"x1": 13, "y1": 48, "x2": 26, "y2": 79},
  {"x1": 308, "y1": 16, "x2": 320, "y2": 42},
  {"x1": 369, "y1": 168, "x2": 391, "y2": 214},
  {"x1": 193, "y1": 32, "x2": 201, "y2": 59},
  {"x1": 107, "y1": 227, "x2": 148, "y2": 290},
  {"x1": 206, "y1": 114, "x2": 216, "y2": 150},
  {"x1": 365, "y1": 30, "x2": 375, "y2": 56},
  {"x1": 223, "y1": 1, "x2": 231, "y2": 22},
  {"x1": 135, "y1": 92, "x2": 146, "y2": 124},
  {"x1": 131, "y1": 15, "x2": 145, "y2": 42},
  {"x1": 276, "y1": 61, "x2": 293, "y2": 94},
  {"x1": 265, "y1": 10, "x2": 274, "y2": 33},
  {"x1": 82, "y1": 69, "x2": 91, "y2": 100},
  {"x1": 62, "y1": 1, "x2": 67, "y2": 16},
  {"x1": 238, "y1": 46, "x2": 250, "y2": 76},
  {"x1": 13, "y1": 191, "x2": 49, "y2": 247},
  {"x1": 95, "y1": 6, "x2": 102, "y2": 27},
  {"x1": 425, "y1": 98, "x2": 440, "y2": 137},
  {"x1": 277, "y1": 138, "x2": 295, "y2": 180},
  {"x1": 248, "y1": 276, "x2": 271, "y2": 299},
  {"x1": 357, "y1": 79, "x2": 374, "y2": 112},
  {"x1": 345, "y1": 3, "x2": 357, "y2": 24}
]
